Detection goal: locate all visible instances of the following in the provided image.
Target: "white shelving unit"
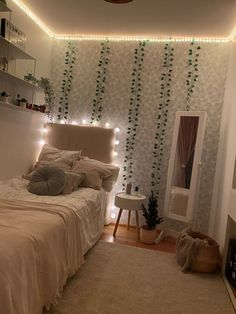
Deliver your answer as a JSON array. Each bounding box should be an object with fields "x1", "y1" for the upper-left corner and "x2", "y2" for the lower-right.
[
  {"x1": 0, "y1": 3, "x2": 44, "y2": 107},
  {"x1": 0, "y1": 100, "x2": 44, "y2": 115}
]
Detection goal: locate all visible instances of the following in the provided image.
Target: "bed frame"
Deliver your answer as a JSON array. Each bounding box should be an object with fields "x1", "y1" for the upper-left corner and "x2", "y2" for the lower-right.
[{"x1": 46, "y1": 123, "x2": 115, "y2": 164}]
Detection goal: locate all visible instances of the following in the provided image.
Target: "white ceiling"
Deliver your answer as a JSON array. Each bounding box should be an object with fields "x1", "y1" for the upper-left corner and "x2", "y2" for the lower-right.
[{"x1": 21, "y1": 0, "x2": 236, "y2": 37}]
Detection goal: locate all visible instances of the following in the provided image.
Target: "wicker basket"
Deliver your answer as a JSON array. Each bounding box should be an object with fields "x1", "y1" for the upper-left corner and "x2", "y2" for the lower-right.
[{"x1": 188, "y1": 230, "x2": 221, "y2": 273}]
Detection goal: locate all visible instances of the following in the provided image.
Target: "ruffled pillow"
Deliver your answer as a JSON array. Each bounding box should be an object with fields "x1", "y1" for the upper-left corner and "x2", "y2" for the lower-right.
[
  {"x1": 38, "y1": 144, "x2": 81, "y2": 166},
  {"x1": 62, "y1": 172, "x2": 85, "y2": 195},
  {"x1": 71, "y1": 158, "x2": 119, "y2": 191}
]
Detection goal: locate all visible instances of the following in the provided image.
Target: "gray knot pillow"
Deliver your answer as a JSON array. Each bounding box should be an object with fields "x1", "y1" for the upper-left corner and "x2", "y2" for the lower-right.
[{"x1": 27, "y1": 165, "x2": 66, "y2": 196}]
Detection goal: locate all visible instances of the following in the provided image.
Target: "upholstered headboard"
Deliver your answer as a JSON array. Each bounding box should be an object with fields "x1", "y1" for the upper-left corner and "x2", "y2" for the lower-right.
[{"x1": 46, "y1": 123, "x2": 115, "y2": 164}]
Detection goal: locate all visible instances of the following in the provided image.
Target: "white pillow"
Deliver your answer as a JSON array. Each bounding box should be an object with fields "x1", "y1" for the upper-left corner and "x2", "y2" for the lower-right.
[
  {"x1": 38, "y1": 144, "x2": 81, "y2": 166},
  {"x1": 72, "y1": 157, "x2": 119, "y2": 192}
]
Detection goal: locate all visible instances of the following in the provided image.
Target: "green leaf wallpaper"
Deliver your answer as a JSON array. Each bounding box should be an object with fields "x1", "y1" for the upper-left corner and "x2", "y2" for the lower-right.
[{"x1": 50, "y1": 40, "x2": 229, "y2": 232}]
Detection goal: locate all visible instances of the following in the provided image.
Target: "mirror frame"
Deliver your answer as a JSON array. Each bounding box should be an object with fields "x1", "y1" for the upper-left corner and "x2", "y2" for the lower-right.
[{"x1": 164, "y1": 111, "x2": 207, "y2": 223}]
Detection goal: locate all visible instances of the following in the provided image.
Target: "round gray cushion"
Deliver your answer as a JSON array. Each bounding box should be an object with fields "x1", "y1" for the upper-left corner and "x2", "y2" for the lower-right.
[{"x1": 27, "y1": 165, "x2": 66, "y2": 196}]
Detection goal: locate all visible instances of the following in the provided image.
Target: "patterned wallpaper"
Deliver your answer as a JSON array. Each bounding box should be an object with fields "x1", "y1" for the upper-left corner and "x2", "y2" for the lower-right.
[{"x1": 50, "y1": 39, "x2": 230, "y2": 233}]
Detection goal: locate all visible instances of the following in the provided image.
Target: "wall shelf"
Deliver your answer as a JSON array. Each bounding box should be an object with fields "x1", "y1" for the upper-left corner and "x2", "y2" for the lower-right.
[
  {"x1": 0, "y1": 100, "x2": 45, "y2": 115},
  {"x1": 0, "y1": 69, "x2": 43, "y2": 91},
  {"x1": 0, "y1": 36, "x2": 35, "y2": 60},
  {"x1": 0, "y1": 2, "x2": 11, "y2": 12}
]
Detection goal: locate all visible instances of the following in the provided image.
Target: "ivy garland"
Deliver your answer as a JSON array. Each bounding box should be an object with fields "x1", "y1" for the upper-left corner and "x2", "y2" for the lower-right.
[
  {"x1": 186, "y1": 40, "x2": 201, "y2": 111},
  {"x1": 122, "y1": 41, "x2": 146, "y2": 189},
  {"x1": 90, "y1": 41, "x2": 110, "y2": 123},
  {"x1": 57, "y1": 41, "x2": 77, "y2": 121},
  {"x1": 39, "y1": 77, "x2": 55, "y2": 122},
  {"x1": 151, "y1": 42, "x2": 174, "y2": 199}
]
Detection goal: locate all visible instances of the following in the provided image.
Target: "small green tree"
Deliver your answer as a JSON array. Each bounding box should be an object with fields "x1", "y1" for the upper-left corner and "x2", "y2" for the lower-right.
[{"x1": 142, "y1": 192, "x2": 163, "y2": 229}]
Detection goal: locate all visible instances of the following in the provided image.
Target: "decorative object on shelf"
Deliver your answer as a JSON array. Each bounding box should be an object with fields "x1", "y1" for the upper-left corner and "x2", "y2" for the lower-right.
[
  {"x1": 0, "y1": 91, "x2": 9, "y2": 102},
  {"x1": 140, "y1": 192, "x2": 163, "y2": 244},
  {"x1": 1, "y1": 18, "x2": 26, "y2": 50},
  {"x1": 19, "y1": 97, "x2": 27, "y2": 108},
  {"x1": 0, "y1": 56, "x2": 8, "y2": 71},
  {"x1": 24, "y1": 73, "x2": 38, "y2": 85},
  {"x1": 38, "y1": 77, "x2": 54, "y2": 120},
  {"x1": 15, "y1": 94, "x2": 20, "y2": 106}
]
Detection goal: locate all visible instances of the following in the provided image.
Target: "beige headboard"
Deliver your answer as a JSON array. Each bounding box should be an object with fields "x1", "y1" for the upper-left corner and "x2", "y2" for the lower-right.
[{"x1": 46, "y1": 123, "x2": 115, "y2": 164}]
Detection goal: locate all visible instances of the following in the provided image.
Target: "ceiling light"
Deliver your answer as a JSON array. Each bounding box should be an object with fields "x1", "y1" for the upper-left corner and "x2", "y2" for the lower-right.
[{"x1": 104, "y1": 0, "x2": 134, "y2": 3}]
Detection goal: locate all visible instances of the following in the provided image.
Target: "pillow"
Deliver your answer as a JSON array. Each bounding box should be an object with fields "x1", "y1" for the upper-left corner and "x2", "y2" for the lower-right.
[
  {"x1": 27, "y1": 165, "x2": 66, "y2": 196},
  {"x1": 38, "y1": 144, "x2": 81, "y2": 166},
  {"x1": 23, "y1": 160, "x2": 72, "y2": 181},
  {"x1": 71, "y1": 158, "x2": 120, "y2": 191},
  {"x1": 62, "y1": 172, "x2": 85, "y2": 195}
]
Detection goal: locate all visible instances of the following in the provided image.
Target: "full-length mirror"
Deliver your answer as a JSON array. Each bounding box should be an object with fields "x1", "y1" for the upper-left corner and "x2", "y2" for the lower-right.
[{"x1": 164, "y1": 111, "x2": 207, "y2": 223}]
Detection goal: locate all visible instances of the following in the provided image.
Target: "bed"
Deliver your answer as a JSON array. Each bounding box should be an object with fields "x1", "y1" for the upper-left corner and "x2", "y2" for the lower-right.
[{"x1": 0, "y1": 123, "x2": 116, "y2": 314}]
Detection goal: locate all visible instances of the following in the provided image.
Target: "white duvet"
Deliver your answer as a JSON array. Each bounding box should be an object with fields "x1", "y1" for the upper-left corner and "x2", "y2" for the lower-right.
[{"x1": 0, "y1": 178, "x2": 105, "y2": 314}]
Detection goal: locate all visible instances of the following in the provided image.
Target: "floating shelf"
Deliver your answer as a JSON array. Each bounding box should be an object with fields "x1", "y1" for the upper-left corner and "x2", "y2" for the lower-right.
[
  {"x1": 0, "y1": 69, "x2": 44, "y2": 91},
  {"x1": 0, "y1": 100, "x2": 45, "y2": 115},
  {"x1": 0, "y1": 2, "x2": 11, "y2": 12},
  {"x1": 0, "y1": 36, "x2": 35, "y2": 60}
]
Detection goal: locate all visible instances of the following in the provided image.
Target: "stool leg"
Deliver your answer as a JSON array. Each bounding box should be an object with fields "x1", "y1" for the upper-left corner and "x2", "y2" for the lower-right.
[
  {"x1": 113, "y1": 208, "x2": 123, "y2": 237},
  {"x1": 127, "y1": 210, "x2": 131, "y2": 230},
  {"x1": 135, "y1": 211, "x2": 140, "y2": 240}
]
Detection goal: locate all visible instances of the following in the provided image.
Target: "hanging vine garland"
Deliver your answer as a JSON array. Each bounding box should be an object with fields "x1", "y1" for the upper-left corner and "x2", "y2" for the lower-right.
[
  {"x1": 57, "y1": 41, "x2": 77, "y2": 121},
  {"x1": 90, "y1": 40, "x2": 110, "y2": 124},
  {"x1": 151, "y1": 42, "x2": 174, "y2": 200},
  {"x1": 186, "y1": 40, "x2": 201, "y2": 111},
  {"x1": 39, "y1": 77, "x2": 55, "y2": 122},
  {"x1": 122, "y1": 41, "x2": 146, "y2": 189}
]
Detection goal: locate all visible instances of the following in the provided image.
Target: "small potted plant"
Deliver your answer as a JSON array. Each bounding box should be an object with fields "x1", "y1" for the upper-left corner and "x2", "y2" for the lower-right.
[
  {"x1": 19, "y1": 97, "x2": 28, "y2": 107},
  {"x1": 140, "y1": 192, "x2": 163, "y2": 244},
  {"x1": 0, "y1": 91, "x2": 10, "y2": 103}
]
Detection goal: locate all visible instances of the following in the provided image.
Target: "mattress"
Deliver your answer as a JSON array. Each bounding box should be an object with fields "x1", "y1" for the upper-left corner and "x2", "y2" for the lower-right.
[{"x1": 0, "y1": 177, "x2": 106, "y2": 314}]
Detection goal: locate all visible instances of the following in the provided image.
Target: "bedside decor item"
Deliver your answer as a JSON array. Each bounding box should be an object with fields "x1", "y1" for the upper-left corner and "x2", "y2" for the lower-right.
[
  {"x1": 0, "y1": 91, "x2": 9, "y2": 102},
  {"x1": 140, "y1": 192, "x2": 163, "y2": 244},
  {"x1": 126, "y1": 182, "x2": 132, "y2": 194},
  {"x1": 113, "y1": 192, "x2": 146, "y2": 239}
]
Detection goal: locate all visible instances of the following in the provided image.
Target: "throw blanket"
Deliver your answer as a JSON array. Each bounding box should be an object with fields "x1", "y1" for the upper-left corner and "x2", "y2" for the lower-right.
[
  {"x1": 176, "y1": 229, "x2": 202, "y2": 271},
  {"x1": 0, "y1": 198, "x2": 84, "y2": 314}
]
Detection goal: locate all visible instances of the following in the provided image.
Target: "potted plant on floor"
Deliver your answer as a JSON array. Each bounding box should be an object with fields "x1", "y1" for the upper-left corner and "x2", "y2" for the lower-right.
[{"x1": 140, "y1": 192, "x2": 163, "y2": 244}]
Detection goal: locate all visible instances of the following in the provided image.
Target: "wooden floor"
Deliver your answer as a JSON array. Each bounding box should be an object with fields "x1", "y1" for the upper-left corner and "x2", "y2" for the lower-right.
[{"x1": 100, "y1": 224, "x2": 176, "y2": 253}]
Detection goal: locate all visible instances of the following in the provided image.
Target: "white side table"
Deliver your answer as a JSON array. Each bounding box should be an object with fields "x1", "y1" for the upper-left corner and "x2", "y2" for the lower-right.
[{"x1": 113, "y1": 192, "x2": 146, "y2": 240}]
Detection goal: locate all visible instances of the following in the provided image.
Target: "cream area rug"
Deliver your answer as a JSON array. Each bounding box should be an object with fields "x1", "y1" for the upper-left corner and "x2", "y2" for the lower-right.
[{"x1": 47, "y1": 241, "x2": 234, "y2": 314}]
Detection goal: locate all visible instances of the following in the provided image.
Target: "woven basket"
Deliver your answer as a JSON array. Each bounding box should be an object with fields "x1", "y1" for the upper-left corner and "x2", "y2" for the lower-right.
[{"x1": 188, "y1": 230, "x2": 221, "y2": 273}]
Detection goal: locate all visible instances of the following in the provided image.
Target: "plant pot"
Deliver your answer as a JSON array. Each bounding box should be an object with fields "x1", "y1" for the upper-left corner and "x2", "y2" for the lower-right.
[
  {"x1": 19, "y1": 101, "x2": 27, "y2": 108},
  {"x1": 140, "y1": 225, "x2": 157, "y2": 244},
  {"x1": 0, "y1": 96, "x2": 9, "y2": 103}
]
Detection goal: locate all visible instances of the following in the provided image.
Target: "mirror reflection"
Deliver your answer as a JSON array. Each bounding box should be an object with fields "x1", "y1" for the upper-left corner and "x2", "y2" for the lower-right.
[{"x1": 169, "y1": 116, "x2": 199, "y2": 217}]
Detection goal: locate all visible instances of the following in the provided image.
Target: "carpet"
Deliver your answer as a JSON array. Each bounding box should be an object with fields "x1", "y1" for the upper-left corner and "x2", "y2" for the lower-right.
[{"x1": 47, "y1": 241, "x2": 234, "y2": 314}]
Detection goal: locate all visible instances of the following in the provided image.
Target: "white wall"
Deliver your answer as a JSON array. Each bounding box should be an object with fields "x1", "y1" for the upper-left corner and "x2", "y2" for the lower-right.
[
  {"x1": 210, "y1": 41, "x2": 236, "y2": 250},
  {"x1": 0, "y1": 104, "x2": 46, "y2": 180}
]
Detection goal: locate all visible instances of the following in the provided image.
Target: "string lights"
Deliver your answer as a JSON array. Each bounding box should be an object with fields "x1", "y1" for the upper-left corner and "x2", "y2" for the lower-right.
[{"x1": 10, "y1": 0, "x2": 234, "y2": 43}]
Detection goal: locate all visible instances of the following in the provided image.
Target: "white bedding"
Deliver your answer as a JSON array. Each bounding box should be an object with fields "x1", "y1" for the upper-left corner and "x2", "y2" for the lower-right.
[
  {"x1": 0, "y1": 177, "x2": 106, "y2": 314},
  {"x1": 0, "y1": 177, "x2": 106, "y2": 254}
]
